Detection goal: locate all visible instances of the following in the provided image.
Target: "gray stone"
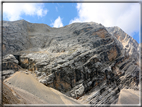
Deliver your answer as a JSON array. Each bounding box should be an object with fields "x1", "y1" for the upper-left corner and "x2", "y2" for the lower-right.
[
  {"x1": 70, "y1": 83, "x2": 85, "y2": 98},
  {"x1": 2, "y1": 54, "x2": 21, "y2": 71},
  {"x1": 2, "y1": 70, "x2": 15, "y2": 79},
  {"x1": 39, "y1": 78, "x2": 47, "y2": 85},
  {"x1": 2, "y1": 20, "x2": 141, "y2": 105}
]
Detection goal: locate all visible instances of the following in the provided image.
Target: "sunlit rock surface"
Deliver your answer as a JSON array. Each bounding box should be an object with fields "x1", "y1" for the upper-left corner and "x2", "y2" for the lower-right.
[{"x1": 2, "y1": 20, "x2": 140, "y2": 105}]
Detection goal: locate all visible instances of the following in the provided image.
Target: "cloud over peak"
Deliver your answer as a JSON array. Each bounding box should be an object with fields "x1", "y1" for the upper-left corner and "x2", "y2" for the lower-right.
[
  {"x1": 70, "y1": 3, "x2": 140, "y2": 36},
  {"x1": 51, "y1": 16, "x2": 63, "y2": 28}
]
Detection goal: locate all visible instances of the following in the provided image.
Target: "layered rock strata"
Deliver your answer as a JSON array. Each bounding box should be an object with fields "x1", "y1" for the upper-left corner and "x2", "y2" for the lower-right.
[
  {"x1": 2, "y1": 20, "x2": 140, "y2": 104},
  {"x1": 2, "y1": 54, "x2": 22, "y2": 79}
]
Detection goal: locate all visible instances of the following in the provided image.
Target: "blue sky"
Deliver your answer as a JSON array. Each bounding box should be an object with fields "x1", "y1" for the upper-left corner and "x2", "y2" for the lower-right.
[{"x1": 3, "y1": 2, "x2": 141, "y2": 43}]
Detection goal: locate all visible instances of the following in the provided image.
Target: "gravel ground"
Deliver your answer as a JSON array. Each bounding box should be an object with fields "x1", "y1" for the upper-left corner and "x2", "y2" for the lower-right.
[
  {"x1": 117, "y1": 89, "x2": 140, "y2": 104},
  {"x1": 4, "y1": 71, "x2": 82, "y2": 105},
  {"x1": 3, "y1": 83, "x2": 23, "y2": 104},
  {"x1": 6, "y1": 84, "x2": 48, "y2": 104}
]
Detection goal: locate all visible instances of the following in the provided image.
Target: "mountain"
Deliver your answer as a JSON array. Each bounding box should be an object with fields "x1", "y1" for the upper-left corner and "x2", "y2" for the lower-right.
[
  {"x1": 106, "y1": 26, "x2": 139, "y2": 64},
  {"x1": 2, "y1": 20, "x2": 140, "y2": 105}
]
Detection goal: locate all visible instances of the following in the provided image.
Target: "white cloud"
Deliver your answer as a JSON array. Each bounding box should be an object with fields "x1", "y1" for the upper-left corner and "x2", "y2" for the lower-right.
[
  {"x1": 3, "y1": 3, "x2": 48, "y2": 21},
  {"x1": 37, "y1": 9, "x2": 48, "y2": 17},
  {"x1": 51, "y1": 16, "x2": 63, "y2": 28},
  {"x1": 70, "y1": 3, "x2": 140, "y2": 36}
]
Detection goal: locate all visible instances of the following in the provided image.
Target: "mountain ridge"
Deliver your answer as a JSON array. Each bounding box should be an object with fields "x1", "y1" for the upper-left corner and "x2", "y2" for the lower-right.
[{"x1": 2, "y1": 20, "x2": 141, "y2": 105}]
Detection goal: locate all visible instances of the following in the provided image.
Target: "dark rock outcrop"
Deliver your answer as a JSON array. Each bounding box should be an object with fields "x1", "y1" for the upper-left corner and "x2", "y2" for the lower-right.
[
  {"x1": 2, "y1": 54, "x2": 22, "y2": 79},
  {"x1": 2, "y1": 20, "x2": 140, "y2": 104},
  {"x1": 106, "y1": 27, "x2": 140, "y2": 89},
  {"x1": 2, "y1": 54, "x2": 19, "y2": 70},
  {"x1": 106, "y1": 26, "x2": 139, "y2": 63},
  {"x1": 2, "y1": 70, "x2": 15, "y2": 79}
]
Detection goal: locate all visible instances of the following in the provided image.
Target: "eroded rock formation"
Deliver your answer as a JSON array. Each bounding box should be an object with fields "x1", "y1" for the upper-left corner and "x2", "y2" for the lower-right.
[
  {"x1": 2, "y1": 20, "x2": 141, "y2": 104},
  {"x1": 2, "y1": 54, "x2": 21, "y2": 79}
]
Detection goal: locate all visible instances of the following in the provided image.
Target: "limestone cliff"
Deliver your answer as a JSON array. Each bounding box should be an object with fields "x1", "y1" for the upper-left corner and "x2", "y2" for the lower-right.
[
  {"x1": 106, "y1": 26, "x2": 139, "y2": 63},
  {"x1": 2, "y1": 20, "x2": 140, "y2": 104}
]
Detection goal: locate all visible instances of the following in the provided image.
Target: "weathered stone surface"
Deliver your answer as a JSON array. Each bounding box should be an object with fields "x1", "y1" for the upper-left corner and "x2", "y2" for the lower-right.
[
  {"x1": 106, "y1": 27, "x2": 140, "y2": 88},
  {"x1": 3, "y1": 54, "x2": 18, "y2": 64},
  {"x1": 106, "y1": 26, "x2": 139, "y2": 62},
  {"x1": 2, "y1": 54, "x2": 21, "y2": 72},
  {"x1": 2, "y1": 54, "x2": 22, "y2": 80},
  {"x1": 2, "y1": 70, "x2": 14, "y2": 79},
  {"x1": 70, "y1": 83, "x2": 85, "y2": 98},
  {"x1": 2, "y1": 20, "x2": 140, "y2": 105}
]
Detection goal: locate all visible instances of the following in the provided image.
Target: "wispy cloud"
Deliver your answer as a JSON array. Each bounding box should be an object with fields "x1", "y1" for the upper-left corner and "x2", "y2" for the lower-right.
[
  {"x1": 70, "y1": 3, "x2": 140, "y2": 36},
  {"x1": 51, "y1": 16, "x2": 63, "y2": 28},
  {"x1": 3, "y1": 3, "x2": 48, "y2": 21}
]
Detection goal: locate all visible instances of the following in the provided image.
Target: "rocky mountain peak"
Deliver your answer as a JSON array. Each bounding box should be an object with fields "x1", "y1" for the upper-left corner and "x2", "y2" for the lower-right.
[{"x1": 2, "y1": 20, "x2": 140, "y2": 105}]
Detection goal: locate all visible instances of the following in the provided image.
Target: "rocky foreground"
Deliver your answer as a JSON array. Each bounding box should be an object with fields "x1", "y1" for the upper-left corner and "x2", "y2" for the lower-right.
[
  {"x1": 2, "y1": 20, "x2": 141, "y2": 105},
  {"x1": 3, "y1": 71, "x2": 82, "y2": 105}
]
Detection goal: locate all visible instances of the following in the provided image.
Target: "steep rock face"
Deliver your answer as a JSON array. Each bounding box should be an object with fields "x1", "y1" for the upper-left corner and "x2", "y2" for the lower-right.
[
  {"x1": 106, "y1": 27, "x2": 139, "y2": 62},
  {"x1": 2, "y1": 54, "x2": 19, "y2": 70},
  {"x1": 2, "y1": 54, "x2": 21, "y2": 79},
  {"x1": 106, "y1": 27, "x2": 140, "y2": 87},
  {"x1": 2, "y1": 20, "x2": 140, "y2": 104}
]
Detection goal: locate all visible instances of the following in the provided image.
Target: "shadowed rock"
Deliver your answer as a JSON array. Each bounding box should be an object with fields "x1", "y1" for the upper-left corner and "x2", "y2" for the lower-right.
[
  {"x1": 2, "y1": 54, "x2": 22, "y2": 79},
  {"x1": 2, "y1": 20, "x2": 140, "y2": 105}
]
